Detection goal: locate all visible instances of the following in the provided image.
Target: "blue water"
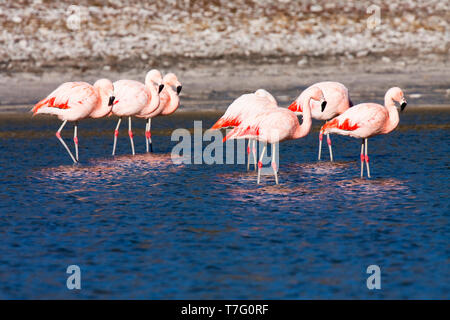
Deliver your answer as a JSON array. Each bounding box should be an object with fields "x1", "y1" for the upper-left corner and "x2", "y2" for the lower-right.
[{"x1": 0, "y1": 109, "x2": 448, "y2": 299}]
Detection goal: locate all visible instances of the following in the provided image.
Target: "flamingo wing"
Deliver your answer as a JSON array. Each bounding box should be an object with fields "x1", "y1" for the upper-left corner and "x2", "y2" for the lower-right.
[
  {"x1": 223, "y1": 109, "x2": 294, "y2": 143},
  {"x1": 32, "y1": 82, "x2": 95, "y2": 114},
  {"x1": 322, "y1": 103, "x2": 387, "y2": 134},
  {"x1": 212, "y1": 93, "x2": 277, "y2": 129}
]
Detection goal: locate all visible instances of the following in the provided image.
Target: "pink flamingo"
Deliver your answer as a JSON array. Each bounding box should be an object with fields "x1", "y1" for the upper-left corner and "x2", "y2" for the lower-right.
[
  {"x1": 32, "y1": 79, "x2": 115, "y2": 163},
  {"x1": 111, "y1": 70, "x2": 164, "y2": 156},
  {"x1": 321, "y1": 87, "x2": 407, "y2": 178},
  {"x1": 223, "y1": 86, "x2": 326, "y2": 184},
  {"x1": 288, "y1": 81, "x2": 352, "y2": 161},
  {"x1": 211, "y1": 89, "x2": 278, "y2": 170},
  {"x1": 137, "y1": 73, "x2": 182, "y2": 152}
]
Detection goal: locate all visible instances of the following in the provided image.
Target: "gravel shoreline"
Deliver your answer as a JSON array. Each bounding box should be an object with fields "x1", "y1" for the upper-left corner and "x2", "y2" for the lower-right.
[{"x1": 1, "y1": 0, "x2": 448, "y2": 73}]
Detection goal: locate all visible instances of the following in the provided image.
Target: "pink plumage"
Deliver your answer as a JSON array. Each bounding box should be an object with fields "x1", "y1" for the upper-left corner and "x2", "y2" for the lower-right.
[
  {"x1": 211, "y1": 89, "x2": 277, "y2": 129},
  {"x1": 32, "y1": 79, "x2": 115, "y2": 163},
  {"x1": 111, "y1": 70, "x2": 164, "y2": 155},
  {"x1": 322, "y1": 87, "x2": 407, "y2": 178},
  {"x1": 225, "y1": 86, "x2": 326, "y2": 184},
  {"x1": 288, "y1": 81, "x2": 353, "y2": 161}
]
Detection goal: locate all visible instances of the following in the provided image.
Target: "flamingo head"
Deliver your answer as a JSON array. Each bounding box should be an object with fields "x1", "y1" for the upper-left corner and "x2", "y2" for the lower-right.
[
  {"x1": 387, "y1": 87, "x2": 407, "y2": 112},
  {"x1": 163, "y1": 73, "x2": 182, "y2": 95},
  {"x1": 93, "y1": 79, "x2": 115, "y2": 107},
  {"x1": 145, "y1": 69, "x2": 164, "y2": 93},
  {"x1": 307, "y1": 86, "x2": 327, "y2": 112}
]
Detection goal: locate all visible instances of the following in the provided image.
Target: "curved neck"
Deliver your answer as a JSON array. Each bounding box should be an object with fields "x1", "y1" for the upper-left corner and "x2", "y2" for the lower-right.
[
  {"x1": 293, "y1": 96, "x2": 313, "y2": 138},
  {"x1": 383, "y1": 95, "x2": 400, "y2": 133},
  {"x1": 146, "y1": 82, "x2": 159, "y2": 110},
  {"x1": 89, "y1": 87, "x2": 111, "y2": 118},
  {"x1": 160, "y1": 86, "x2": 179, "y2": 115}
]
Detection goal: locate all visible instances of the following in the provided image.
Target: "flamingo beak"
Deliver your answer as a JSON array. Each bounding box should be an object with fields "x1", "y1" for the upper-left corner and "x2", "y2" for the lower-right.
[
  {"x1": 176, "y1": 85, "x2": 182, "y2": 95},
  {"x1": 321, "y1": 99, "x2": 327, "y2": 112},
  {"x1": 158, "y1": 84, "x2": 164, "y2": 93},
  {"x1": 400, "y1": 98, "x2": 407, "y2": 112},
  {"x1": 108, "y1": 96, "x2": 115, "y2": 106}
]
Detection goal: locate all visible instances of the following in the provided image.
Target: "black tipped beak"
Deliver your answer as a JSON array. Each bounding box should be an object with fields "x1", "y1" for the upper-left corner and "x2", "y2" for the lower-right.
[
  {"x1": 177, "y1": 85, "x2": 182, "y2": 95},
  {"x1": 321, "y1": 100, "x2": 327, "y2": 112},
  {"x1": 108, "y1": 96, "x2": 115, "y2": 106},
  {"x1": 158, "y1": 84, "x2": 164, "y2": 94},
  {"x1": 400, "y1": 101, "x2": 407, "y2": 112}
]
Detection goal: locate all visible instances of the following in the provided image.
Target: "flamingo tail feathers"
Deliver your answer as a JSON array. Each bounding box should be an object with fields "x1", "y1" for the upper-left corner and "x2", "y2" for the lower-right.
[
  {"x1": 223, "y1": 125, "x2": 259, "y2": 142},
  {"x1": 211, "y1": 117, "x2": 241, "y2": 130}
]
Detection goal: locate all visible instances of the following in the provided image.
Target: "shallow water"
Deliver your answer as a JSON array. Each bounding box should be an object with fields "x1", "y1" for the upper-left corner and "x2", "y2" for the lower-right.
[{"x1": 0, "y1": 109, "x2": 449, "y2": 299}]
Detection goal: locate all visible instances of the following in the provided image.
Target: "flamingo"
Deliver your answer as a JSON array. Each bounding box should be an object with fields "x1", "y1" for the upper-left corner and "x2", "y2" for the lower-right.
[
  {"x1": 137, "y1": 73, "x2": 182, "y2": 152},
  {"x1": 211, "y1": 89, "x2": 278, "y2": 170},
  {"x1": 223, "y1": 86, "x2": 326, "y2": 184},
  {"x1": 320, "y1": 87, "x2": 407, "y2": 178},
  {"x1": 288, "y1": 81, "x2": 352, "y2": 161},
  {"x1": 32, "y1": 79, "x2": 115, "y2": 163},
  {"x1": 111, "y1": 70, "x2": 164, "y2": 156}
]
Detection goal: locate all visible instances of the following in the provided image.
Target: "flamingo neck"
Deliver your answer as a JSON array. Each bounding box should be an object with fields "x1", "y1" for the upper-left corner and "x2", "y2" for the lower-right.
[
  {"x1": 293, "y1": 96, "x2": 313, "y2": 139},
  {"x1": 161, "y1": 86, "x2": 179, "y2": 116},
  {"x1": 383, "y1": 94, "x2": 400, "y2": 133},
  {"x1": 146, "y1": 82, "x2": 160, "y2": 111},
  {"x1": 89, "y1": 87, "x2": 111, "y2": 118}
]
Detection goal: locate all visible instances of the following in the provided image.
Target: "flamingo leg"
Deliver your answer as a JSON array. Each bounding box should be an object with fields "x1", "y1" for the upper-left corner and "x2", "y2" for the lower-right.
[
  {"x1": 327, "y1": 133, "x2": 333, "y2": 162},
  {"x1": 360, "y1": 139, "x2": 364, "y2": 178},
  {"x1": 252, "y1": 139, "x2": 257, "y2": 171},
  {"x1": 271, "y1": 143, "x2": 278, "y2": 185},
  {"x1": 128, "y1": 116, "x2": 135, "y2": 155},
  {"x1": 56, "y1": 120, "x2": 77, "y2": 163},
  {"x1": 145, "y1": 119, "x2": 149, "y2": 153},
  {"x1": 257, "y1": 143, "x2": 267, "y2": 184},
  {"x1": 112, "y1": 117, "x2": 122, "y2": 156},
  {"x1": 365, "y1": 138, "x2": 371, "y2": 178},
  {"x1": 318, "y1": 131, "x2": 323, "y2": 160},
  {"x1": 73, "y1": 122, "x2": 79, "y2": 162},
  {"x1": 147, "y1": 118, "x2": 153, "y2": 153},
  {"x1": 246, "y1": 139, "x2": 251, "y2": 171}
]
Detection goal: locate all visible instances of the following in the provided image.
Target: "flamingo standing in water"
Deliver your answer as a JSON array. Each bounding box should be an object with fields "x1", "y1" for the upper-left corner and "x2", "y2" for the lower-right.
[
  {"x1": 223, "y1": 86, "x2": 326, "y2": 184},
  {"x1": 288, "y1": 81, "x2": 352, "y2": 161},
  {"x1": 321, "y1": 87, "x2": 407, "y2": 178},
  {"x1": 111, "y1": 70, "x2": 164, "y2": 156},
  {"x1": 137, "y1": 73, "x2": 182, "y2": 152},
  {"x1": 32, "y1": 79, "x2": 115, "y2": 163},
  {"x1": 211, "y1": 89, "x2": 278, "y2": 170}
]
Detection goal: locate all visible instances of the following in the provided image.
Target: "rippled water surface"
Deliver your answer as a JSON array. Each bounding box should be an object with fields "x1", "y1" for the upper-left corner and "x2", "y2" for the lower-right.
[{"x1": 0, "y1": 109, "x2": 449, "y2": 299}]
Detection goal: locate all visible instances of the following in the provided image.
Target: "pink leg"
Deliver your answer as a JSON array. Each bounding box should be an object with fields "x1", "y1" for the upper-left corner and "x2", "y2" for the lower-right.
[
  {"x1": 146, "y1": 118, "x2": 153, "y2": 153},
  {"x1": 318, "y1": 131, "x2": 323, "y2": 160},
  {"x1": 247, "y1": 139, "x2": 251, "y2": 171},
  {"x1": 112, "y1": 117, "x2": 121, "y2": 156},
  {"x1": 327, "y1": 133, "x2": 333, "y2": 162},
  {"x1": 365, "y1": 138, "x2": 371, "y2": 178},
  {"x1": 257, "y1": 143, "x2": 267, "y2": 184},
  {"x1": 271, "y1": 143, "x2": 278, "y2": 185},
  {"x1": 252, "y1": 140, "x2": 257, "y2": 171},
  {"x1": 360, "y1": 139, "x2": 364, "y2": 178},
  {"x1": 56, "y1": 120, "x2": 77, "y2": 163},
  {"x1": 128, "y1": 116, "x2": 135, "y2": 155},
  {"x1": 73, "y1": 122, "x2": 79, "y2": 161}
]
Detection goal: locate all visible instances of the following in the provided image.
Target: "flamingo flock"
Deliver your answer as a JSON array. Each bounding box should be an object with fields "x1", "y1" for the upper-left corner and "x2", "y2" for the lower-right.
[
  {"x1": 33, "y1": 70, "x2": 182, "y2": 162},
  {"x1": 212, "y1": 82, "x2": 407, "y2": 184},
  {"x1": 33, "y1": 72, "x2": 407, "y2": 185}
]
